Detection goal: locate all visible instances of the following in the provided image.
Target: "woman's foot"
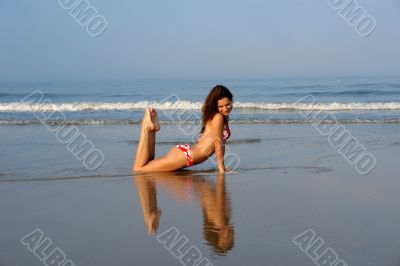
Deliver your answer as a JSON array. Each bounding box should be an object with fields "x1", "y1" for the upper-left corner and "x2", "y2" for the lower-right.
[
  {"x1": 150, "y1": 108, "x2": 161, "y2": 132},
  {"x1": 141, "y1": 107, "x2": 160, "y2": 132}
]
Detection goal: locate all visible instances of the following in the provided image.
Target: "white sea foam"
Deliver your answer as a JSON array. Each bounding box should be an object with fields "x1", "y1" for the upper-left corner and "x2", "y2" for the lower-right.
[
  {"x1": 1, "y1": 101, "x2": 400, "y2": 112},
  {"x1": 0, "y1": 101, "x2": 201, "y2": 112},
  {"x1": 1, "y1": 119, "x2": 400, "y2": 125}
]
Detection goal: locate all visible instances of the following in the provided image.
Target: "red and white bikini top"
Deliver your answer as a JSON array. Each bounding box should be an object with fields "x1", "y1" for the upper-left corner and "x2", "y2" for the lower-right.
[
  {"x1": 198, "y1": 122, "x2": 231, "y2": 143},
  {"x1": 222, "y1": 123, "x2": 231, "y2": 143}
]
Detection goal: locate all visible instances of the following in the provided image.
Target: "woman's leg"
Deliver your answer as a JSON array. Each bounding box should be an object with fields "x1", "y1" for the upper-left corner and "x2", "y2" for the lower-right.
[
  {"x1": 133, "y1": 107, "x2": 159, "y2": 170},
  {"x1": 135, "y1": 147, "x2": 187, "y2": 172},
  {"x1": 149, "y1": 126, "x2": 156, "y2": 160},
  {"x1": 134, "y1": 175, "x2": 161, "y2": 235},
  {"x1": 133, "y1": 107, "x2": 187, "y2": 172}
]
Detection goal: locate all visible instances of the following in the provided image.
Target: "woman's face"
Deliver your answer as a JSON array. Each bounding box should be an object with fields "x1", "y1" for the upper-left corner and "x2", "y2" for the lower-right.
[{"x1": 217, "y1": 97, "x2": 233, "y2": 116}]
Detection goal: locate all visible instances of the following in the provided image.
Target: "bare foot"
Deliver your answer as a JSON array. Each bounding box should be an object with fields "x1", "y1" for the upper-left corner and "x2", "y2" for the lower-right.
[
  {"x1": 146, "y1": 208, "x2": 162, "y2": 235},
  {"x1": 141, "y1": 107, "x2": 161, "y2": 132},
  {"x1": 150, "y1": 108, "x2": 161, "y2": 132},
  {"x1": 141, "y1": 107, "x2": 156, "y2": 131}
]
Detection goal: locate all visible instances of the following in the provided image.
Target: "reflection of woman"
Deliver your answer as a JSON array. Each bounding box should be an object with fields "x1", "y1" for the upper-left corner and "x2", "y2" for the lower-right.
[
  {"x1": 133, "y1": 172, "x2": 234, "y2": 254},
  {"x1": 134, "y1": 176, "x2": 161, "y2": 235},
  {"x1": 196, "y1": 173, "x2": 234, "y2": 255},
  {"x1": 133, "y1": 85, "x2": 233, "y2": 173}
]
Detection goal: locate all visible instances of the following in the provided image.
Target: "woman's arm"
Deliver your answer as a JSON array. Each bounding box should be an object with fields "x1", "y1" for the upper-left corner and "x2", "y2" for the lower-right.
[{"x1": 211, "y1": 113, "x2": 226, "y2": 172}]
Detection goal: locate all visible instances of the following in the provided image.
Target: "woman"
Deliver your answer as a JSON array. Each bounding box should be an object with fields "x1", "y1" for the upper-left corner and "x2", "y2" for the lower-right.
[{"x1": 133, "y1": 85, "x2": 233, "y2": 172}]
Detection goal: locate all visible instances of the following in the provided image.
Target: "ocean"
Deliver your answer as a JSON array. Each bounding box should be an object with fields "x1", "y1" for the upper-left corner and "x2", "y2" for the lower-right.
[
  {"x1": 2, "y1": 78, "x2": 400, "y2": 266},
  {"x1": 1, "y1": 77, "x2": 400, "y2": 126}
]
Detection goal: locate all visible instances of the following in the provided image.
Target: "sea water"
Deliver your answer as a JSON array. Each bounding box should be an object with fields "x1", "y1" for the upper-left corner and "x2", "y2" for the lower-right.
[
  {"x1": 1, "y1": 77, "x2": 400, "y2": 125},
  {"x1": 1, "y1": 77, "x2": 400, "y2": 179}
]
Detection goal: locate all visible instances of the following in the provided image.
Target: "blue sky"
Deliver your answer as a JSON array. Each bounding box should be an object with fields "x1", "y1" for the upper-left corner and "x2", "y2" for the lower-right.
[{"x1": 0, "y1": 0, "x2": 399, "y2": 81}]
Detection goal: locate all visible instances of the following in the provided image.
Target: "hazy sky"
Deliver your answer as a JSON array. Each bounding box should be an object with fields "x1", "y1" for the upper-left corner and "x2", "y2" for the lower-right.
[{"x1": 1, "y1": 0, "x2": 399, "y2": 81}]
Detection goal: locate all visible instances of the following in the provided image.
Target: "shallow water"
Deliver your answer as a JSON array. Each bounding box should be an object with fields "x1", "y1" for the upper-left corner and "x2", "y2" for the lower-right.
[{"x1": 1, "y1": 123, "x2": 399, "y2": 179}]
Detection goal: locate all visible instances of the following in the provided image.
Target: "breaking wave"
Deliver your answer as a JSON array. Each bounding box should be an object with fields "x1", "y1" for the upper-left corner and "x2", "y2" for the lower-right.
[
  {"x1": 1, "y1": 119, "x2": 400, "y2": 125},
  {"x1": 1, "y1": 101, "x2": 400, "y2": 112}
]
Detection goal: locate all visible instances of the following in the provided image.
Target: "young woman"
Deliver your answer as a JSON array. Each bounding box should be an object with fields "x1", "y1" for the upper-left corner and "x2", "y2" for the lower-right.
[{"x1": 133, "y1": 85, "x2": 233, "y2": 172}]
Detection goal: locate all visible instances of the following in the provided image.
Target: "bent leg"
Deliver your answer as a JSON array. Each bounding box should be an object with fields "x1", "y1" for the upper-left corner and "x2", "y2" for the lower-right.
[
  {"x1": 134, "y1": 147, "x2": 187, "y2": 172},
  {"x1": 134, "y1": 128, "x2": 155, "y2": 169},
  {"x1": 149, "y1": 129, "x2": 156, "y2": 160},
  {"x1": 133, "y1": 107, "x2": 159, "y2": 170}
]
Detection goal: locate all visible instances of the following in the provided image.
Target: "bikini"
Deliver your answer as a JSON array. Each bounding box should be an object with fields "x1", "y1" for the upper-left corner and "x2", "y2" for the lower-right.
[{"x1": 176, "y1": 122, "x2": 231, "y2": 167}]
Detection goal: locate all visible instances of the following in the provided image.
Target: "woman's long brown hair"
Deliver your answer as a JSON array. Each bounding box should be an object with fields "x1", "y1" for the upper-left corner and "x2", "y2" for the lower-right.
[{"x1": 200, "y1": 85, "x2": 233, "y2": 134}]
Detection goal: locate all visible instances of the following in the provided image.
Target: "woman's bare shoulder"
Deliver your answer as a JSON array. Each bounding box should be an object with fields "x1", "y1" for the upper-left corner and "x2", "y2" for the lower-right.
[
  {"x1": 211, "y1": 112, "x2": 224, "y2": 122},
  {"x1": 210, "y1": 113, "x2": 225, "y2": 127}
]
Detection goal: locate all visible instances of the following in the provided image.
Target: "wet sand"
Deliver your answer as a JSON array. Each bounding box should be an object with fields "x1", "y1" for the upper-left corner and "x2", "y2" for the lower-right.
[{"x1": 0, "y1": 124, "x2": 399, "y2": 265}]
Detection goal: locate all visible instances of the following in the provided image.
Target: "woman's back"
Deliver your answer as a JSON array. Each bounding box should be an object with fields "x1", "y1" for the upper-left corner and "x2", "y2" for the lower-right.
[{"x1": 191, "y1": 114, "x2": 231, "y2": 165}]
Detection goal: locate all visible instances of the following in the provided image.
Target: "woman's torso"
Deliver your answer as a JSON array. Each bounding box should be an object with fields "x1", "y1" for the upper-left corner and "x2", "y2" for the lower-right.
[{"x1": 191, "y1": 117, "x2": 231, "y2": 165}]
